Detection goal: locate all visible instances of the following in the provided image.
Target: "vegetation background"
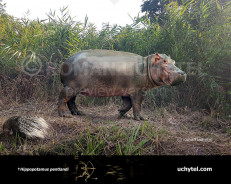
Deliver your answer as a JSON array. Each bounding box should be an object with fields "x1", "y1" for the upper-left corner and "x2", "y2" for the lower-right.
[{"x1": 0, "y1": 0, "x2": 230, "y2": 155}]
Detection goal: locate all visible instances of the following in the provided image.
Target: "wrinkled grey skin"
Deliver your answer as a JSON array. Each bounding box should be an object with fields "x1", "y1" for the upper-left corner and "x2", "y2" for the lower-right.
[{"x1": 58, "y1": 49, "x2": 186, "y2": 120}]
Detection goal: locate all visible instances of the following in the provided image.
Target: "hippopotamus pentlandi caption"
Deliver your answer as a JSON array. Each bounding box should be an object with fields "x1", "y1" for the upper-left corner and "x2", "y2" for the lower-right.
[{"x1": 58, "y1": 50, "x2": 186, "y2": 120}]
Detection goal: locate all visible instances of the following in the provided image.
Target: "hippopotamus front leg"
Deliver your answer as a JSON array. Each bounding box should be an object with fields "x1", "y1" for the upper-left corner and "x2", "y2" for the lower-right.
[
  {"x1": 130, "y1": 91, "x2": 145, "y2": 121},
  {"x1": 118, "y1": 96, "x2": 132, "y2": 118}
]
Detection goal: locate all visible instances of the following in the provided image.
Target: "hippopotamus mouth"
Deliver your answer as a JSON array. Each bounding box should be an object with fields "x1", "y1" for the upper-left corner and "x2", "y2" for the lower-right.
[
  {"x1": 158, "y1": 77, "x2": 170, "y2": 86},
  {"x1": 160, "y1": 70, "x2": 186, "y2": 86},
  {"x1": 170, "y1": 73, "x2": 187, "y2": 86},
  {"x1": 161, "y1": 69, "x2": 172, "y2": 85}
]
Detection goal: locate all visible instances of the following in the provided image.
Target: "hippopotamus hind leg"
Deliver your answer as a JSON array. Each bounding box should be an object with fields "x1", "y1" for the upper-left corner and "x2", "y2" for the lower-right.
[
  {"x1": 67, "y1": 96, "x2": 84, "y2": 115},
  {"x1": 118, "y1": 96, "x2": 132, "y2": 118}
]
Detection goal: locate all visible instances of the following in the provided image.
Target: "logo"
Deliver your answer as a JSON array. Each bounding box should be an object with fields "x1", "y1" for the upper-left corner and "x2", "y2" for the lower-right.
[{"x1": 21, "y1": 53, "x2": 42, "y2": 76}]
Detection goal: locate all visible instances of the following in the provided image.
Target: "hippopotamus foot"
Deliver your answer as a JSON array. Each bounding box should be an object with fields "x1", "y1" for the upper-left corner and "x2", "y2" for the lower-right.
[
  {"x1": 59, "y1": 111, "x2": 72, "y2": 117},
  {"x1": 58, "y1": 105, "x2": 72, "y2": 117},
  {"x1": 72, "y1": 110, "x2": 85, "y2": 116},
  {"x1": 117, "y1": 111, "x2": 125, "y2": 119},
  {"x1": 58, "y1": 101, "x2": 71, "y2": 117},
  {"x1": 117, "y1": 111, "x2": 130, "y2": 119},
  {"x1": 133, "y1": 114, "x2": 146, "y2": 121}
]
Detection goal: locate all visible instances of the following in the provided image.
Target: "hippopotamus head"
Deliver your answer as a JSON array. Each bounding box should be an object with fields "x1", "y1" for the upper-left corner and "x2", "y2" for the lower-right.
[{"x1": 148, "y1": 53, "x2": 186, "y2": 86}]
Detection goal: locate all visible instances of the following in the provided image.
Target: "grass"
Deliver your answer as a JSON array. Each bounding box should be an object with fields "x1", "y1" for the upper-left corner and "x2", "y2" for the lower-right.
[
  {"x1": 74, "y1": 131, "x2": 105, "y2": 155},
  {"x1": 0, "y1": 142, "x2": 7, "y2": 154},
  {"x1": 0, "y1": 99, "x2": 231, "y2": 156},
  {"x1": 50, "y1": 123, "x2": 150, "y2": 155},
  {"x1": 226, "y1": 128, "x2": 231, "y2": 137},
  {"x1": 115, "y1": 123, "x2": 148, "y2": 155}
]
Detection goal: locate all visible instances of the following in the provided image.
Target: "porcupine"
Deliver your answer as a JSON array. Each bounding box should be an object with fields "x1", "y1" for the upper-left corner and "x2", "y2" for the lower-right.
[{"x1": 3, "y1": 116, "x2": 52, "y2": 139}]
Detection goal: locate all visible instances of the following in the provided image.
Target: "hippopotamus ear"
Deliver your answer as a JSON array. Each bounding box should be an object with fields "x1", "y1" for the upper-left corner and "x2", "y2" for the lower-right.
[{"x1": 153, "y1": 53, "x2": 161, "y2": 64}]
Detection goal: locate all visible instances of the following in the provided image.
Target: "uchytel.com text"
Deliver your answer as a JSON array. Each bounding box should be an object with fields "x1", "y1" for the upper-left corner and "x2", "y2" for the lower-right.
[
  {"x1": 177, "y1": 166, "x2": 212, "y2": 173},
  {"x1": 18, "y1": 167, "x2": 69, "y2": 172}
]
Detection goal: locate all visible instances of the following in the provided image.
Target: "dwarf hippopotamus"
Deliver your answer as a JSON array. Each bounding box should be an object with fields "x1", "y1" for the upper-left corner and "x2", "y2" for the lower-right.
[{"x1": 58, "y1": 50, "x2": 186, "y2": 120}]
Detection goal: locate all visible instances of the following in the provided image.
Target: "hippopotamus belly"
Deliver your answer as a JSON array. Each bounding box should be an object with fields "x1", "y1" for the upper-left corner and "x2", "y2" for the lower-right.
[{"x1": 80, "y1": 88, "x2": 130, "y2": 97}]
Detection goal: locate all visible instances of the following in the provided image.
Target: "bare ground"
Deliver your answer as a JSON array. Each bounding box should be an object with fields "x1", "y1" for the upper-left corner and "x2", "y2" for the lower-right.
[{"x1": 0, "y1": 100, "x2": 230, "y2": 155}]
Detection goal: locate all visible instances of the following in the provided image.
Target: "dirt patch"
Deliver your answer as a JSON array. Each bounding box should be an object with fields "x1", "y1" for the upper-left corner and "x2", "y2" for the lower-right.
[{"x1": 0, "y1": 101, "x2": 230, "y2": 155}]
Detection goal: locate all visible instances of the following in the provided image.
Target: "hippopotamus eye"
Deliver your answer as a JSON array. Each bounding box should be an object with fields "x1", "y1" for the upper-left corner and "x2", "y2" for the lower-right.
[{"x1": 163, "y1": 60, "x2": 167, "y2": 63}]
